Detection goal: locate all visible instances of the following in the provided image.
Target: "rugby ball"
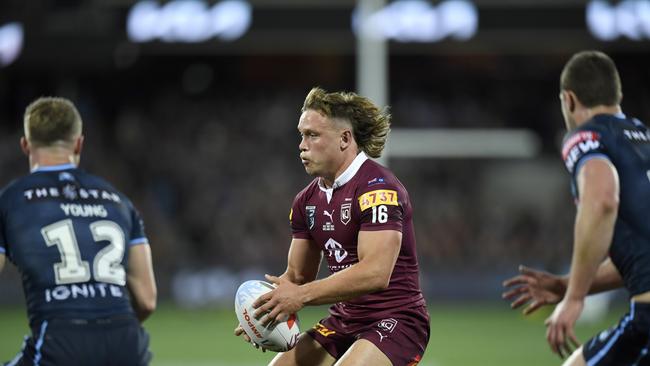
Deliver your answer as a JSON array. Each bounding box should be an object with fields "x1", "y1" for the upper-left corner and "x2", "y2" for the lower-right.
[{"x1": 235, "y1": 280, "x2": 300, "y2": 352}]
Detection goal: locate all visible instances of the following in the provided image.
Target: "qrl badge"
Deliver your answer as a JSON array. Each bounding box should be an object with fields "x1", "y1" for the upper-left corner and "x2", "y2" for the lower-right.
[
  {"x1": 377, "y1": 318, "x2": 398, "y2": 333},
  {"x1": 340, "y1": 203, "x2": 351, "y2": 225},
  {"x1": 306, "y1": 206, "x2": 316, "y2": 230}
]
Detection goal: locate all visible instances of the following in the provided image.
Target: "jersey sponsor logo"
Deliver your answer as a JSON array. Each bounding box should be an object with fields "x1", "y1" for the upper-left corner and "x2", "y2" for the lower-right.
[
  {"x1": 59, "y1": 172, "x2": 74, "y2": 182},
  {"x1": 367, "y1": 177, "x2": 385, "y2": 186},
  {"x1": 63, "y1": 184, "x2": 78, "y2": 199},
  {"x1": 306, "y1": 205, "x2": 316, "y2": 230},
  {"x1": 358, "y1": 189, "x2": 398, "y2": 211},
  {"x1": 323, "y1": 210, "x2": 334, "y2": 222},
  {"x1": 58, "y1": 172, "x2": 75, "y2": 182},
  {"x1": 44, "y1": 283, "x2": 124, "y2": 303},
  {"x1": 562, "y1": 131, "x2": 603, "y2": 173},
  {"x1": 375, "y1": 318, "x2": 398, "y2": 343},
  {"x1": 329, "y1": 263, "x2": 352, "y2": 271},
  {"x1": 23, "y1": 186, "x2": 121, "y2": 203},
  {"x1": 375, "y1": 330, "x2": 388, "y2": 342},
  {"x1": 623, "y1": 129, "x2": 650, "y2": 143},
  {"x1": 322, "y1": 210, "x2": 335, "y2": 231},
  {"x1": 340, "y1": 203, "x2": 351, "y2": 225},
  {"x1": 313, "y1": 322, "x2": 336, "y2": 337},
  {"x1": 324, "y1": 238, "x2": 347, "y2": 263}
]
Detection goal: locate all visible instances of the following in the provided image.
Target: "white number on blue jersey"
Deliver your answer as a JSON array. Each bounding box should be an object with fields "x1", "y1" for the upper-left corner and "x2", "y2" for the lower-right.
[
  {"x1": 41, "y1": 219, "x2": 126, "y2": 285},
  {"x1": 91, "y1": 221, "x2": 126, "y2": 286},
  {"x1": 41, "y1": 220, "x2": 91, "y2": 285}
]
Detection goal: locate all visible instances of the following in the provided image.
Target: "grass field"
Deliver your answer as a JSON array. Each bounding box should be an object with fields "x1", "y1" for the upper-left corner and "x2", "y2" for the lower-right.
[{"x1": 0, "y1": 302, "x2": 624, "y2": 366}]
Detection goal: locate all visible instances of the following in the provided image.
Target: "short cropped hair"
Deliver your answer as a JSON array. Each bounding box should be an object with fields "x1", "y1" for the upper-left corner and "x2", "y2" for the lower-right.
[
  {"x1": 302, "y1": 87, "x2": 391, "y2": 158},
  {"x1": 560, "y1": 51, "x2": 622, "y2": 107},
  {"x1": 24, "y1": 97, "x2": 82, "y2": 147}
]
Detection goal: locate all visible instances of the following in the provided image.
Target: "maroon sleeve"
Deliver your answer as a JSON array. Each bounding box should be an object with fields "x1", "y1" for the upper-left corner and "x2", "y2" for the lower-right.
[
  {"x1": 357, "y1": 184, "x2": 404, "y2": 232},
  {"x1": 290, "y1": 192, "x2": 312, "y2": 240}
]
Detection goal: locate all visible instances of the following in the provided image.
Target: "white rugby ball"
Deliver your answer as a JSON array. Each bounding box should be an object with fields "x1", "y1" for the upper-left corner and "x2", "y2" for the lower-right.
[{"x1": 235, "y1": 280, "x2": 300, "y2": 352}]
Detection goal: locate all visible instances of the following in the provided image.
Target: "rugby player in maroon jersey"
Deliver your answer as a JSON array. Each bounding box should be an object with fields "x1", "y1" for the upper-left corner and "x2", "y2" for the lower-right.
[{"x1": 235, "y1": 87, "x2": 429, "y2": 366}]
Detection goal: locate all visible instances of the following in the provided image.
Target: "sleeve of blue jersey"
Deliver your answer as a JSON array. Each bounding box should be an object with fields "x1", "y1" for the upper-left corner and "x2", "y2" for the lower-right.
[
  {"x1": 574, "y1": 153, "x2": 612, "y2": 178},
  {"x1": 0, "y1": 244, "x2": 5, "y2": 254},
  {"x1": 129, "y1": 237, "x2": 149, "y2": 246}
]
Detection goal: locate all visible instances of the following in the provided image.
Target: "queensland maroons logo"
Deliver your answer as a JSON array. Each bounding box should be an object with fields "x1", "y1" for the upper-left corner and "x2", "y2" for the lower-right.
[{"x1": 340, "y1": 203, "x2": 351, "y2": 225}]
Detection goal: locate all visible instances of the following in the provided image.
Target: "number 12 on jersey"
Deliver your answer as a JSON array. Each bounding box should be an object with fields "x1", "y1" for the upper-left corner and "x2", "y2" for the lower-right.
[{"x1": 41, "y1": 219, "x2": 126, "y2": 286}]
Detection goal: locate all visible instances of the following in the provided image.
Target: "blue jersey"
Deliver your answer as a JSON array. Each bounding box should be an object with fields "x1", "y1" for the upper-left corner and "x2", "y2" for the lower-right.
[
  {"x1": 562, "y1": 113, "x2": 650, "y2": 296},
  {"x1": 0, "y1": 164, "x2": 148, "y2": 326}
]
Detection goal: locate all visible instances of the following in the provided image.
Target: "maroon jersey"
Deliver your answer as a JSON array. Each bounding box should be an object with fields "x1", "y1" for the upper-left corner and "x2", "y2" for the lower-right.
[{"x1": 290, "y1": 153, "x2": 425, "y2": 320}]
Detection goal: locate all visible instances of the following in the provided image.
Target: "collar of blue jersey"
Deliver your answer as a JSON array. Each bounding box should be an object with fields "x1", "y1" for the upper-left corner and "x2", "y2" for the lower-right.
[
  {"x1": 318, "y1": 152, "x2": 368, "y2": 191},
  {"x1": 31, "y1": 163, "x2": 77, "y2": 173},
  {"x1": 592, "y1": 111, "x2": 626, "y2": 120}
]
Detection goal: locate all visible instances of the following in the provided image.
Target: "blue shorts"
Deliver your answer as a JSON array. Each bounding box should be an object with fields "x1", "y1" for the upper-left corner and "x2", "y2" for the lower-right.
[
  {"x1": 4, "y1": 315, "x2": 151, "y2": 366},
  {"x1": 583, "y1": 301, "x2": 650, "y2": 366}
]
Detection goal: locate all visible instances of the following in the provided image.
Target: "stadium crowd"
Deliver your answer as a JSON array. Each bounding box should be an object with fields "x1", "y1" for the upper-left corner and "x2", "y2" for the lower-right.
[{"x1": 1, "y1": 54, "x2": 648, "y2": 302}]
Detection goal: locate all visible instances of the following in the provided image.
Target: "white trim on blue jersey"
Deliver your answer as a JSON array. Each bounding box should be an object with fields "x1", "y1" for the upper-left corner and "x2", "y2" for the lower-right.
[
  {"x1": 129, "y1": 237, "x2": 149, "y2": 246},
  {"x1": 574, "y1": 153, "x2": 612, "y2": 178},
  {"x1": 33, "y1": 321, "x2": 49, "y2": 366},
  {"x1": 586, "y1": 302, "x2": 636, "y2": 366},
  {"x1": 31, "y1": 163, "x2": 77, "y2": 173}
]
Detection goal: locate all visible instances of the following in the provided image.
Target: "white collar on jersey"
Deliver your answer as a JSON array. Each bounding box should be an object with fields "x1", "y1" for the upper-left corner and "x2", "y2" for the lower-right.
[
  {"x1": 318, "y1": 152, "x2": 368, "y2": 202},
  {"x1": 31, "y1": 163, "x2": 77, "y2": 173}
]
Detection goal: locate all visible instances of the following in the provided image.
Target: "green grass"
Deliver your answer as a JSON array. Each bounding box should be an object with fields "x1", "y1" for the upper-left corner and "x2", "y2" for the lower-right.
[{"x1": 0, "y1": 303, "x2": 624, "y2": 366}]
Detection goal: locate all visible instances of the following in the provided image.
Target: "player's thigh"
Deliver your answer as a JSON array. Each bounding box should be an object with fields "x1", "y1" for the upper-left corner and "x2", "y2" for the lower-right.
[
  {"x1": 334, "y1": 339, "x2": 391, "y2": 366},
  {"x1": 562, "y1": 347, "x2": 586, "y2": 366},
  {"x1": 269, "y1": 333, "x2": 336, "y2": 366}
]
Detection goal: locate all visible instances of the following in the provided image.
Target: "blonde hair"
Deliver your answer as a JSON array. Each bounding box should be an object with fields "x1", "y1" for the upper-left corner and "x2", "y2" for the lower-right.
[
  {"x1": 302, "y1": 87, "x2": 391, "y2": 158},
  {"x1": 24, "y1": 97, "x2": 82, "y2": 147}
]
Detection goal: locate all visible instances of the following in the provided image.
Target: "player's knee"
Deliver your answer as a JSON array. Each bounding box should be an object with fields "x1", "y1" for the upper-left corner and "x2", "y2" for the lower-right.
[
  {"x1": 562, "y1": 347, "x2": 586, "y2": 366},
  {"x1": 269, "y1": 334, "x2": 332, "y2": 366}
]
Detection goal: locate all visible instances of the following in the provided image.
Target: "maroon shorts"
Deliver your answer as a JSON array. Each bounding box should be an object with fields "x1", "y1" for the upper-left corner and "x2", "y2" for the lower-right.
[{"x1": 306, "y1": 304, "x2": 430, "y2": 366}]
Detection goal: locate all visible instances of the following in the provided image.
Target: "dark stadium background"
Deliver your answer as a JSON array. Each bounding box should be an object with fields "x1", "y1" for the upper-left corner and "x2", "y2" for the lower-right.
[{"x1": 1, "y1": 1, "x2": 649, "y2": 364}]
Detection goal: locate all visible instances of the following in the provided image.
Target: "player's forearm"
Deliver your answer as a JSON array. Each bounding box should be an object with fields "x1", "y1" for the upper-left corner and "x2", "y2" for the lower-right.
[
  {"x1": 131, "y1": 299, "x2": 155, "y2": 322},
  {"x1": 565, "y1": 201, "x2": 617, "y2": 301},
  {"x1": 557, "y1": 258, "x2": 622, "y2": 296},
  {"x1": 127, "y1": 244, "x2": 157, "y2": 322},
  {"x1": 299, "y1": 261, "x2": 389, "y2": 305},
  {"x1": 128, "y1": 279, "x2": 157, "y2": 322},
  {"x1": 589, "y1": 258, "x2": 623, "y2": 294},
  {"x1": 281, "y1": 266, "x2": 318, "y2": 286},
  {"x1": 281, "y1": 239, "x2": 322, "y2": 285}
]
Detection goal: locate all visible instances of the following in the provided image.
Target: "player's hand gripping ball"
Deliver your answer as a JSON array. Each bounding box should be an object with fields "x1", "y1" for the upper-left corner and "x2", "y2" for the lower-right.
[{"x1": 235, "y1": 280, "x2": 300, "y2": 352}]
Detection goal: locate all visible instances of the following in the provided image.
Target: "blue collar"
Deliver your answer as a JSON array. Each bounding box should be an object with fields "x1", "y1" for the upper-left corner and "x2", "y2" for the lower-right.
[{"x1": 31, "y1": 163, "x2": 77, "y2": 173}]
